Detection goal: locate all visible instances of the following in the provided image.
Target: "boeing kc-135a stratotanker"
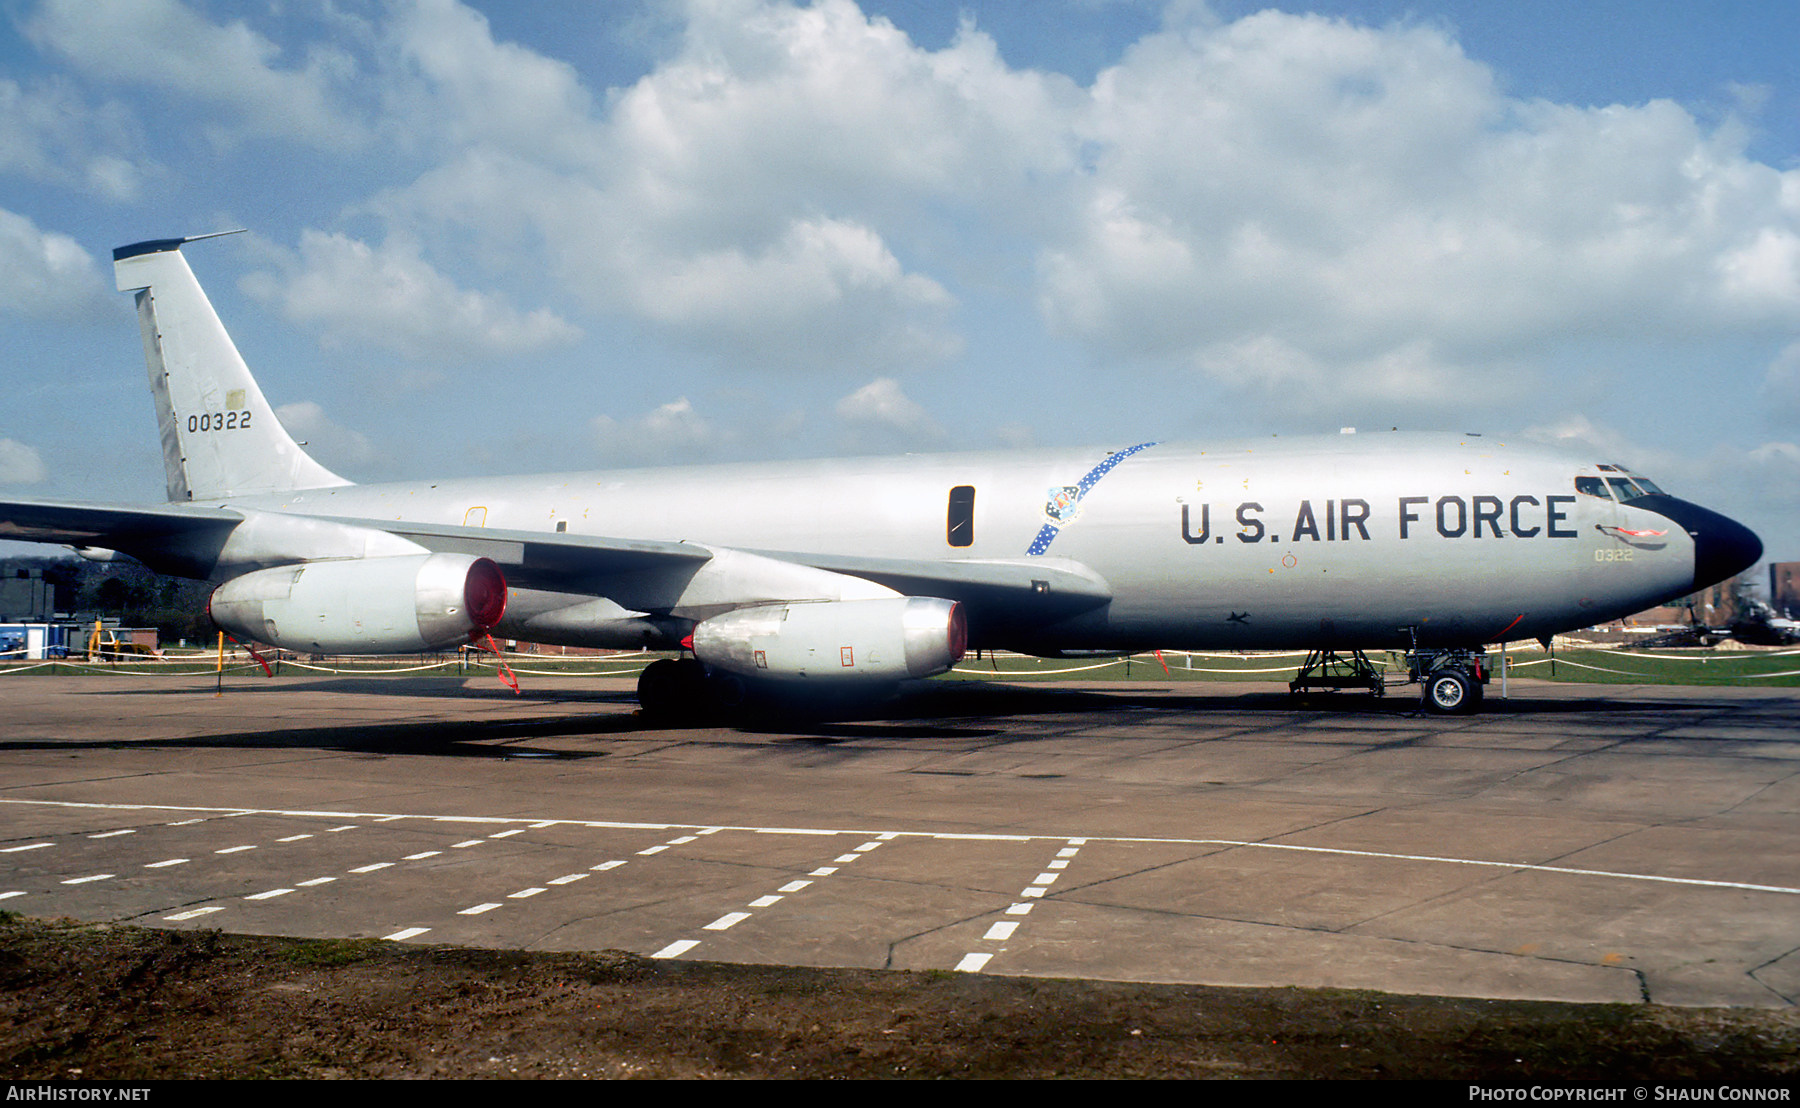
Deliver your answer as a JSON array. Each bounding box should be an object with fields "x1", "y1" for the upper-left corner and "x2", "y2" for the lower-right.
[{"x1": 0, "y1": 234, "x2": 1765, "y2": 715}]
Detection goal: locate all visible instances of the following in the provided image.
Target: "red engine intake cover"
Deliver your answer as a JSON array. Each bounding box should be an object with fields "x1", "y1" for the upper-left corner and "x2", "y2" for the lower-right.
[{"x1": 464, "y1": 558, "x2": 508, "y2": 631}]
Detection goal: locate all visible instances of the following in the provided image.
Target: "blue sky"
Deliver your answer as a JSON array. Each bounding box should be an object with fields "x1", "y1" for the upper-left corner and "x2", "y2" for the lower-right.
[{"x1": 2, "y1": 0, "x2": 1797, "y2": 569}]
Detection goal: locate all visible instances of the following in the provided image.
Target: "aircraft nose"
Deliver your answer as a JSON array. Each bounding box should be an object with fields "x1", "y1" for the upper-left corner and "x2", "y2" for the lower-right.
[{"x1": 1633, "y1": 496, "x2": 1763, "y2": 591}]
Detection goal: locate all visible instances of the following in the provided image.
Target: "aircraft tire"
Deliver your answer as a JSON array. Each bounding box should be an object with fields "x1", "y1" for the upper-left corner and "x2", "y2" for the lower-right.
[
  {"x1": 708, "y1": 672, "x2": 748, "y2": 710},
  {"x1": 1424, "y1": 669, "x2": 1476, "y2": 715},
  {"x1": 640, "y1": 658, "x2": 718, "y2": 722},
  {"x1": 637, "y1": 659, "x2": 682, "y2": 718}
]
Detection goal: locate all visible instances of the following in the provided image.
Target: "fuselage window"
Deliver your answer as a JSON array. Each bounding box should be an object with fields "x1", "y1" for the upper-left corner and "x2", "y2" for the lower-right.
[
  {"x1": 1574, "y1": 476, "x2": 1611, "y2": 499},
  {"x1": 1606, "y1": 477, "x2": 1643, "y2": 502},
  {"x1": 947, "y1": 485, "x2": 975, "y2": 547}
]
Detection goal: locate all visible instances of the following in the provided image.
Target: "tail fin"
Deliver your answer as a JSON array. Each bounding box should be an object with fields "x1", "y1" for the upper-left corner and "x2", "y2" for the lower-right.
[{"x1": 113, "y1": 233, "x2": 350, "y2": 502}]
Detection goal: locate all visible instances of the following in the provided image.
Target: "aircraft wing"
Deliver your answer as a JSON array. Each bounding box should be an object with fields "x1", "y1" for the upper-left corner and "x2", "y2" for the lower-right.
[
  {"x1": 0, "y1": 496, "x2": 1110, "y2": 630},
  {"x1": 317, "y1": 516, "x2": 713, "y2": 591},
  {"x1": 748, "y1": 549, "x2": 1112, "y2": 618},
  {"x1": 0, "y1": 496, "x2": 242, "y2": 549},
  {"x1": 336, "y1": 516, "x2": 1113, "y2": 621}
]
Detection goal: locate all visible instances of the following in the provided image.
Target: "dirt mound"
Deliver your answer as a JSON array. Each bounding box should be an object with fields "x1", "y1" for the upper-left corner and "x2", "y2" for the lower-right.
[{"x1": 2, "y1": 916, "x2": 1795, "y2": 1079}]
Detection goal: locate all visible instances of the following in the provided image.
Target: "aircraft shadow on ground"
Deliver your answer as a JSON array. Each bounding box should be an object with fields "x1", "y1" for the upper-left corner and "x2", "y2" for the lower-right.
[
  {"x1": 9, "y1": 677, "x2": 1703, "y2": 758},
  {"x1": 0, "y1": 714, "x2": 631, "y2": 760},
  {"x1": 79, "y1": 674, "x2": 634, "y2": 704}
]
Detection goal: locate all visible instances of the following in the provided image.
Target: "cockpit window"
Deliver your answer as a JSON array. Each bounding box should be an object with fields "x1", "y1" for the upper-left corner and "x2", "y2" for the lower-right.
[
  {"x1": 1606, "y1": 477, "x2": 1643, "y2": 502},
  {"x1": 1581, "y1": 466, "x2": 1669, "y2": 501}
]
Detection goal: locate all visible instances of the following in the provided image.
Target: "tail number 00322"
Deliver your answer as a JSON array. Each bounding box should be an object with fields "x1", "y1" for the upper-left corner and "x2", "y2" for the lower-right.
[{"x1": 187, "y1": 410, "x2": 251, "y2": 433}]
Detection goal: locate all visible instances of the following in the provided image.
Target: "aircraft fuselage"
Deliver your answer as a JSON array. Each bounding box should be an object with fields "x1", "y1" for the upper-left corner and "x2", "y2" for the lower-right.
[{"x1": 229, "y1": 432, "x2": 1706, "y2": 652}]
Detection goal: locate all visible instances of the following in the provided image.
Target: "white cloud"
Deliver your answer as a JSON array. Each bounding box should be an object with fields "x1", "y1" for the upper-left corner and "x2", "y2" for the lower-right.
[
  {"x1": 1522, "y1": 413, "x2": 1637, "y2": 456},
  {"x1": 1720, "y1": 228, "x2": 1800, "y2": 313},
  {"x1": 0, "y1": 439, "x2": 47, "y2": 485},
  {"x1": 346, "y1": 0, "x2": 1799, "y2": 407},
  {"x1": 1762, "y1": 341, "x2": 1800, "y2": 420},
  {"x1": 623, "y1": 216, "x2": 959, "y2": 371},
  {"x1": 240, "y1": 231, "x2": 580, "y2": 363},
  {"x1": 272, "y1": 401, "x2": 375, "y2": 473},
  {"x1": 1711, "y1": 442, "x2": 1800, "y2": 551},
  {"x1": 830, "y1": 376, "x2": 948, "y2": 454},
  {"x1": 1519, "y1": 414, "x2": 1692, "y2": 483},
  {"x1": 0, "y1": 208, "x2": 107, "y2": 320},
  {"x1": 361, "y1": 0, "x2": 1059, "y2": 373},
  {"x1": 1037, "y1": 10, "x2": 1800, "y2": 403},
  {"x1": 834, "y1": 377, "x2": 942, "y2": 436},
  {"x1": 23, "y1": 0, "x2": 365, "y2": 147},
  {"x1": 1187, "y1": 335, "x2": 1529, "y2": 414},
  {"x1": 639, "y1": 397, "x2": 713, "y2": 446},
  {"x1": 383, "y1": 0, "x2": 605, "y2": 166},
  {"x1": 0, "y1": 77, "x2": 148, "y2": 200},
  {"x1": 592, "y1": 397, "x2": 721, "y2": 464},
  {"x1": 24, "y1": 0, "x2": 1798, "y2": 432},
  {"x1": 993, "y1": 422, "x2": 1036, "y2": 449}
]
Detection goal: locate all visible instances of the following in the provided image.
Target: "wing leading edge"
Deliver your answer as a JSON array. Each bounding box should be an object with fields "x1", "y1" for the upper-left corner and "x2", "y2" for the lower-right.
[
  {"x1": 0, "y1": 498, "x2": 1111, "y2": 641},
  {"x1": 357, "y1": 515, "x2": 1112, "y2": 632}
]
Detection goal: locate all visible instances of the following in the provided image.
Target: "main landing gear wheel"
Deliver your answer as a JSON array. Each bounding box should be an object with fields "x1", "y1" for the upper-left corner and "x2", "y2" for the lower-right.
[
  {"x1": 637, "y1": 657, "x2": 708, "y2": 721},
  {"x1": 1423, "y1": 669, "x2": 1481, "y2": 715}
]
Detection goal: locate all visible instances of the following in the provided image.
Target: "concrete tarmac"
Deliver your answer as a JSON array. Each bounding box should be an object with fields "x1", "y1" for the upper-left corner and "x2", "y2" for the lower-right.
[{"x1": 1, "y1": 671, "x2": 1795, "y2": 1008}]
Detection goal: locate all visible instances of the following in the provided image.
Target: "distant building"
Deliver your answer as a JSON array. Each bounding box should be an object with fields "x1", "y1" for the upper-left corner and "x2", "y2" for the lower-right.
[
  {"x1": 1771, "y1": 562, "x2": 1800, "y2": 618},
  {"x1": 0, "y1": 568, "x2": 55, "y2": 622}
]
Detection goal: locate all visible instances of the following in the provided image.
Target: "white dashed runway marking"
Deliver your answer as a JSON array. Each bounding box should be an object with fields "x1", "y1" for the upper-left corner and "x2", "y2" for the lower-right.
[
  {"x1": 165, "y1": 907, "x2": 224, "y2": 921},
  {"x1": 5, "y1": 798, "x2": 1796, "y2": 988},
  {"x1": 956, "y1": 838, "x2": 1087, "y2": 973}
]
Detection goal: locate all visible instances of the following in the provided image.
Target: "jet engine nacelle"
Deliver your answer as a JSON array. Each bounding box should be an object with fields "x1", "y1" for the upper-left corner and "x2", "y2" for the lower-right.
[
  {"x1": 209, "y1": 553, "x2": 507, "y2": 654},
  {"x1": 691, "y1": 597, "x2": 966, "y2": 682}
]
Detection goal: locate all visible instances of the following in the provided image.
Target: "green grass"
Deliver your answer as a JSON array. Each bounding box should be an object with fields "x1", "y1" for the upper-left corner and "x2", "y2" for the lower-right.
[
  {"x1": 1506, "y1": 647, "x2": 1800, "y2": 687},
  {"x1": 276, "y1": 937, "x2": 388, "y2": 967}
]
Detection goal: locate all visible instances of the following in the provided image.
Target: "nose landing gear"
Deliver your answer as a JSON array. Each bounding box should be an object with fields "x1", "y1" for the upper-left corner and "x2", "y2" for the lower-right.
[
  {"x1": 1286, "y1": 645, "x2": 1490, "y2": 714},
  {"x1": 1410, "y1": 648, "x2": 1488, "y2": 715}
]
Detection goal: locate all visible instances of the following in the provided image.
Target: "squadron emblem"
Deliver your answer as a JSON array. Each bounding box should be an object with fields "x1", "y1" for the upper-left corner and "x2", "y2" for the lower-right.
[{"x1": 1044, "y1": 485, "x2": 1083, "y2": 525}]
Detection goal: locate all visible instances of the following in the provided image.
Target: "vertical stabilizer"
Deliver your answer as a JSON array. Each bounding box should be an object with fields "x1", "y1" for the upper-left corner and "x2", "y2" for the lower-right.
[{"x1": 113, "y1": 234, "x2": 350, "y2": 501}]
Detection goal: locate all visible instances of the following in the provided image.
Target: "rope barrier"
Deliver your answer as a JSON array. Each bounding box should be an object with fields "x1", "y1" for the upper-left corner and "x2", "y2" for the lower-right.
[
  {"x1": 6, "y1": 644, "x2": 1800, "y2": 684},
  {"x1": 275, "y1": 659, "x2": 462, "y2": 674},
  {"x1": 0, "y1": 651, "x2": 656, "y2": 677}
]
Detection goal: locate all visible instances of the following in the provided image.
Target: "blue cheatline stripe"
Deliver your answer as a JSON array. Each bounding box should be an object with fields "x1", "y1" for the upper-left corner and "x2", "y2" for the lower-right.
[{"x1": 1025, "y1": 441, "x2": 1159, "y2": 555}]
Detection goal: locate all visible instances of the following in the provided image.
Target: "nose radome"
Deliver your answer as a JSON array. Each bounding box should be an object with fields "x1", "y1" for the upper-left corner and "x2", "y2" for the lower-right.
[{"x1": 1632, "y1": 496, "x2": 1763, "y2": 591}]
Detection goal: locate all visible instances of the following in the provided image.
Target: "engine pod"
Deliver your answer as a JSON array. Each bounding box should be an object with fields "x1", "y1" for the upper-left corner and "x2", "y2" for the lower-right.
[
  {"x1": 691, "y1": 597, "x2": 966, "y2": 681},
  {"x1": 209, "y1": 553, "x2": 507, "y2": 653}
]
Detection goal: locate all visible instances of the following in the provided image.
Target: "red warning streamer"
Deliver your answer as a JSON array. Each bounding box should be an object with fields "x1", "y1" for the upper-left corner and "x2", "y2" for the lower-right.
[
  {"x1": 481, "y1": 634, "x2": 521, "y2": 695},
  {"x1": 221, "y1": 633, "x2": 274, "y2": 677}
]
